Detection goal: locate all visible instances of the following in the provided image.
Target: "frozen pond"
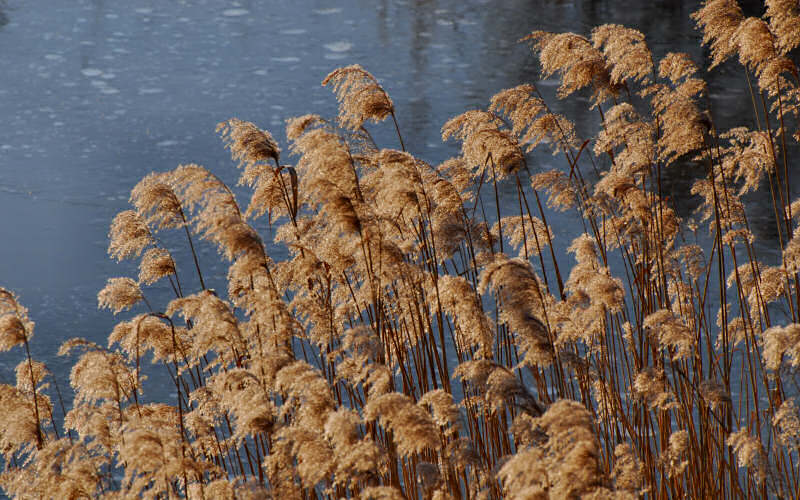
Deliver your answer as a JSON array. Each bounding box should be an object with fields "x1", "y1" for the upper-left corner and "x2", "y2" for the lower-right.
[{"x1": 0, "y1": 0, "x2": 784, "y2": 399}]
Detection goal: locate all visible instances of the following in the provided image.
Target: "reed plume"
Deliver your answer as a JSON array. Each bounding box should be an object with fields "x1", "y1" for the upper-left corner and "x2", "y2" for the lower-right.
[
  {"x1": 523, "y1": 31, "x2": 619, "y2": 107},
  {"x1": 322, "y1": 65, "x2": 395, "y2": 131},
  {"x1": 442, "y1": 110, "x2": 525, "y2": 176},
  {"x1": 765, "y1": 0, "x2": 800, "y2": 54},
  {"x1": 692, "y1": 0, "x2": 744, "y2": 68},
  {"x1": 591, "y1": 24, "x2": 653, "y2": 85}
]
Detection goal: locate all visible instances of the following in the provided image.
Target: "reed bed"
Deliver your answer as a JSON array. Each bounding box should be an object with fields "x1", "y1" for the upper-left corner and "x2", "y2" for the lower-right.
[{"x1": 2, "y1": 1, "x2": 800, "y2": 498}]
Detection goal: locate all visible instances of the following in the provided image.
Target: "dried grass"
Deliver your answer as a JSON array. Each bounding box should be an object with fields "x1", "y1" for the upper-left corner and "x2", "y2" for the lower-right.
[{"x1": 3, "y1": 2, "x2": 800, "y2": 498}]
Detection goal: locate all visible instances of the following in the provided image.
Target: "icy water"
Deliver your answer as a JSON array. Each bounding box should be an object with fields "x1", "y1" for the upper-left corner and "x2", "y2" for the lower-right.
[{"x1": 0, "y1": 0, "x2": 785, "y2": 400}]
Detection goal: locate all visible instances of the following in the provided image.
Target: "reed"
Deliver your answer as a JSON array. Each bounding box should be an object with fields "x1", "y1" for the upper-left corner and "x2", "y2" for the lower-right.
[{"x1": 2, "y1": 2, "x2": 800, "y2": 498}]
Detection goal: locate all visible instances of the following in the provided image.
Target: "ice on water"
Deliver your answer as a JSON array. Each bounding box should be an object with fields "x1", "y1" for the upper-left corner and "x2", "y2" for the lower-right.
[
  {"x1": 271, "y1": 57, "x2": 301, "y2": 63},
  {"x1": 222, "y1": 8, "x2": 249, "y2": 17},
  {"x1": 324, "y1": 41, "x2": 352, "y2": 52}
]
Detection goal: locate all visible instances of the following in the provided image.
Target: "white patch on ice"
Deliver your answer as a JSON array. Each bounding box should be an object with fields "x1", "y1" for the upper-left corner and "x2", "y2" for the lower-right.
[
  {"x1": 157, "y1": 140, "x2": 179, "y2": 147},
  {"x1": 135, "y1": 8, "x2": 153, "y2": 14},
  {"x1": 81, "y1": 68, "x2": 103, "y2": 77},
  {"x1": 45, "y1": 54, "x2": 65, "y2": 61},
  {"x1": 324, "y1": 53, "x2": 347, "y2": 60},
  {"x1": 253, "y1": 69, "x2": 267, "y2": 75},
  {"x1": 314, "y1": 8, "x2": 342, "y2": 14},
  {"x1": 271, "y1": 56, "x2": 300, "y2": 63},
  {"x1": 100, "y1": 87, "x2": 119, "y2": 95},
  {"x1": 280, "y1": 28, "x2": 307, "y2": 35},
  {"x1": 324, "y1": 41, "x2": 352, "y2": 52},
  {"x1": 436, "y1": 19, "x2": 453, "y2": 26},
  {"x1": 222, "y1": 8, "x2": 249, "y2": 17},
  {"x1": 710, "y1": 92, "x2": 741, "y2": 100},
  {"x1": 138, "y1": 88, "x2": 164, "y2": 95}
]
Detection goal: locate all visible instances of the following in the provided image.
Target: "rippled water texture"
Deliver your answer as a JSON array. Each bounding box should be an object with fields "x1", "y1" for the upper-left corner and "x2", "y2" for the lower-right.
[{"x1": 0, "y1": 0, "x2": 784, "y2": 393}]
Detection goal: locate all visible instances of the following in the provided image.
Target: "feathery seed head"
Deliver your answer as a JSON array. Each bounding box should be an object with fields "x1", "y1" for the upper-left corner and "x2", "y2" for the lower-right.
[
  {"x1": 364, "y1": 392, "x2": 439, "y2": 456},
  {"x1": 322, "y1": 65, "x2": 395, "y2": 130},
  {"x1": 732, "y1": 17, "x2": 797, "y2": 93},
  {"x1": 699, "y1": 379, "x2": 732, "y2": 409},
  {"x1": 765, "y1": 0, "x2": 800, "y2": 54},
  {"x1": 108, "y1": 210, "x2": 154, "y2": 262},
  {"x1": 97, "y1": 277, "x2": 143, "y2": 315},
  {"x1": 218, "y1": 118, "x2": 280, "y2": 167},
  {"x1": 489, "y1": 84, "x2": 547, "y2": 137},
  {"x1": 633, "y1": 368, "x2": 675, "y2": 410},
  {"x1": 442, "y1": 110, "x2": 525, "y2": 176},
  {"x1": 0, "y1": 315, "x2": 28, "y2": 352},
  {"x1": 503, "y1": 400, "x2": 604, "y2": 498},
  {"x1": 661, "y1": 430, "x2": 689, "y2": 477},
  {"x1": 138, "y1": 247, "x2": 176, "y2": 285},
  {"x1": 658, "y1": 52, "x2": 699, "y2": 83},
  {"x1": 644, "y1": 309, "x2": 696, "y2": 360},
  {"x1": 612, "y1": 443, "x2": 643, "y2": 492},
  {"x1": 14, "y1": 359, "x2": 48, "y2": 393},
  {"x1": 727, "y1": 427, "x2": 766, "y2": 481},
  {"x1": 0, "y1": 289, "x2": 32, "y2": 352},
  {"x1": 479, "y1": 255, "x2": 554, "y2": 365},
  {"x1": 523, "y1": 30, "x2": 620, "y2": 107},
  {"x1": 692, "y1": 0, "x2": 744, "y2": 68},
  {"x1": 531, "y1": 170, "x2": 578, "y2": 211},
  {"x1": 419, "y1": 389, "x2": 461, "y2": 430},
  {"x1": 773, "y1": 399, "x2": 800, "y2": 446},
  {"x1": 762, "y1": 323, "x2": 800, "y2": 370},
  {"x1": 592, "y1": 24, "x2": 653, "y2": 85},
  {"x1": 286, "y1": 113, "x2": 325, "y2": 141},
  {"x1": 130, "y1": 173, "x2": 185, "y2": 230},
  {"x1": 67, "y1": 349, "x2": 137, "y2": 405}
]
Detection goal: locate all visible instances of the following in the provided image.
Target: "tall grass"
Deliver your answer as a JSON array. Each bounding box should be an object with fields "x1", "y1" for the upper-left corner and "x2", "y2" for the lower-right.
[{"x1": 2, "y1": 1, "x2": 800, "y2": 498}]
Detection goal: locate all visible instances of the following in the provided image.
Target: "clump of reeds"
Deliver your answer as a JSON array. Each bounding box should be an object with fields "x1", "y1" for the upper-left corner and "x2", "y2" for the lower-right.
[{"x1": 3, "y1": 2, "x2": 800, "y2": 498}]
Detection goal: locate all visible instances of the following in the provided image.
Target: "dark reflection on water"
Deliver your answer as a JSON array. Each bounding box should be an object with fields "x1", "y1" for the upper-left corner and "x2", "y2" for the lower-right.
[{"x1": 0, "y1": 0, "x2": 794, "y2": 398}]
